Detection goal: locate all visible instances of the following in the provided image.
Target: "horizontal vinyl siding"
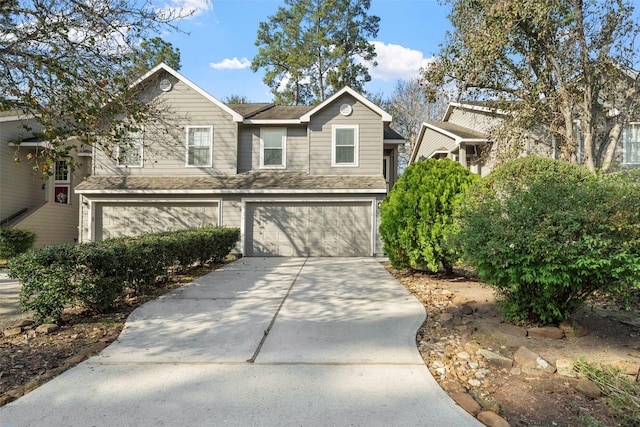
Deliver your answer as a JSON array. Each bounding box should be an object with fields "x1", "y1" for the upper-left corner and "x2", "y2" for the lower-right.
[
  {"x1": 16, "y1": 203, "x2": 78, "y2": 248},
  {"x1": 0, "y1": 120, "x2": 46, "y2": 221},
  {"x1": 415, "y1": 130, "x2": 457, "y2": 160},
  {"x1": 309, "y1": 94, "x2": 383, "y2": 176},
  {"x1": 448, "y1": 108, "x2": 502, "y2": 133},
  {"x1": 237, "y1": 125, "x2": 309, "y2": 173},
  {"x1": 93, "y1": 72, "x2": 237, "y2": 177}
]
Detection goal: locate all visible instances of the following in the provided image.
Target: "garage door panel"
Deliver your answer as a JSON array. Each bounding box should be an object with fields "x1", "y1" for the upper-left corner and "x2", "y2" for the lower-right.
[
  {"x1": 247, "y1": 202, "x2": 371, "y2": 257},
  {"x1": 98, "y1": 203, "x2": 218, "y2": 240}
]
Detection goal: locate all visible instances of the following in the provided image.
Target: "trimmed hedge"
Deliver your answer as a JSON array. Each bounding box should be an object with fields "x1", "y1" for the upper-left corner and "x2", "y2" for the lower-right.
[
  {"x1": 10, "y1": 227, "x2": 239, "y2": 323},
  {"x1": 0, "y1": 227, "x2": 37, "y2": 259}
]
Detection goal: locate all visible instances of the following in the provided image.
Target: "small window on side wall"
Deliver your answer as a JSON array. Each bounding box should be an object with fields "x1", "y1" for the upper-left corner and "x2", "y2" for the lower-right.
[
  {"x1": 54, "y1": 160, "x2": 70, "y2": 204},
  {"x1": 332, "y1": 125, "x2": 359, "y2": 167},
  {"x1": 117, "y1": 131, "x2": 143, "y2": 167},
  {"x1": 260, "y1": 128, "x2": 286, "y2": 168},
  {"x1": 186, "y1": 126, "x2": 213, "y2": 167},
  {"x1": 624, "y1": 123, "x2": 640, "y2": 164}
]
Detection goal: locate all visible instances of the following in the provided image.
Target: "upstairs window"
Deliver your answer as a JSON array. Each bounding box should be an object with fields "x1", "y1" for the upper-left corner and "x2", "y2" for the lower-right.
[
  {"x1": 260, "y1": 128, "x2": 286, "y2": 168},
  {"x1": 54, "y1": 160, "x2": 70, "y2": 204},
  {"x1": 117, "y1": 131, "x2": 143, "y2": 167},
  {"x1": 624, "y1": 122, "x2": 640, "y2": 164},
  {"x1": 187, "y1": 126, "x2": 213, "y2": 167},
  {"x1": 332, "y1": 125, "x2": 359, "y2": 167}
]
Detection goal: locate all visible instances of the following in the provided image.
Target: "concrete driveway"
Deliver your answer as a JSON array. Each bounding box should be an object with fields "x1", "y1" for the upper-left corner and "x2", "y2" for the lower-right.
[{"x1": 0, "y1": 257, "x2": 480, "y2": 426}]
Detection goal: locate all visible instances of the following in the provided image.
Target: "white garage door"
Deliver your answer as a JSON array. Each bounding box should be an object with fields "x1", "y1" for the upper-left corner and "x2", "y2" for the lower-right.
[
  {"x1": 96, "y1": 202, "x2": 219, "y2": 240},
  {"x1": 246, "y1": 202, "x2": 372, "y2": 257}
]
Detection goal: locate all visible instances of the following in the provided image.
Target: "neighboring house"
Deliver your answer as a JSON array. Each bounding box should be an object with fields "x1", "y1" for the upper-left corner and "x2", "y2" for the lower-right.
[
  {"x1": 75, "y1": 63, "x2": 404, "y2": 257},
  {"x1": 411, "y1": 101, "x2": 639, "y2": 175},
  {"x1": 0, "y1": 111, "x2": 91, "y2": 248}
]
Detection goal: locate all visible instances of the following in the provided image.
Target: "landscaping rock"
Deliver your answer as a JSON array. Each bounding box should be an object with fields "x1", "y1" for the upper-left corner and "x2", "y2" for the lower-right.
[
  {"x1": 608, "y1": 360, "x2": 640, "y2": 377},
  {"x1": 556, "y1": 358, "x2": 577, "y2": 377},
  {"x1": 559, "y1": 319, "x2": 589, "y2": 337},
  {"x1": 3, "y1": 327, "x2": 22, "y2": 337},
  {"x1": 477, "y1": 410, "x2": 511, "y2": 427},
  {"x1": 36, "y1": 324, "x2": 59, "y2": 334},
  {"x1": 576, "y1": 378, "x2": 601, "y2": 398},
  {"x1": 527, "y1": 326, "x2": 565, "y2": 339},
  {"x1": 478, "y1": 349, "x2": 513, "y2": 369},
  {"x1": 497, "y1": 323, "x2": 527, "y2": 337},
  {"x1": 513, "y1": 346, "x2": 539, "y2": 369},
  {"x1": 461, "y1": 304, "x2": 474, "y2": 315},
  {"x1": 450, "y1": 392, "x2": 481, "y2": 416}
]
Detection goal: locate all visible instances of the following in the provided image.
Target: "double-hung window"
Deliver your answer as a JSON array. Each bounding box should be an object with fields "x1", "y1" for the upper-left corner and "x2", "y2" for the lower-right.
[
  {"x1": 332, "y1": 125, "x2": 359, "y2": 167},
  {"x1": 117, "y1": 130, "x2": 143, "y2": 167},
  {"x1": 624, "y1": 123, "x2": 640, "y2": 164},
  {"x1": 187, "y1": 126, "x2": 213, "y2": 167},
  {"x1": 260, "y1": 128, "x2": 286, "y2": 168}
]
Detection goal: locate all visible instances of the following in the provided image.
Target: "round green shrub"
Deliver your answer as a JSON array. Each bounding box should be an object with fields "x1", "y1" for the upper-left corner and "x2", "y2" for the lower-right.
[
  {"x1": 0, "y1": 227, "x2": 37, "y2": 259},
  {"x1": 456, "y1": 156, "x2": 640, "y2": 325},
  {"x1": 380, "y1": 158, "x2": 479, "y2": 272}
]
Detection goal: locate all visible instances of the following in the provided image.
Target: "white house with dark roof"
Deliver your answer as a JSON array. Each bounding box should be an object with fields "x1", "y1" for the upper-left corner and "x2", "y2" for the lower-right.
[{"x1": 75, "y1": 63, "x2": 404, "y2": 257}]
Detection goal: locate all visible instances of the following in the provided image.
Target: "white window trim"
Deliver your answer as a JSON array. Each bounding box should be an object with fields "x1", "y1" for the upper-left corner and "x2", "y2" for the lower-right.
[
  {"x1": 331, "y1": 124, "x2": 359, "y2": 167},
  {"x1": 54, "y1": 160, "x2": 71, "y2": 183},
  {"x1": 260, "y1": 127, "x2": 287, "y2": 169},
  {"x1": 116, "y1": 130, "x2": 144, "y2": 168},
  {"x1": 185, "y1": 125, "x2": 213, "y2": 168},
  {"x1": 623, "y1": 122, "x2": 640, "y2": 165},
  {"x1": 54, "y1": 184, "x2": 71, "y2": 204}
]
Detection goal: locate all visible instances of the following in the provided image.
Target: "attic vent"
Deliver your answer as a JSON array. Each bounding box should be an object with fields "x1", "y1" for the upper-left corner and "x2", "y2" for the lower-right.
[
  {"x1": 159, "y1": 79, "x2": 172, "y2": 92},
  {"x1": 339, "y1": 103, "x2": 352, "y2": 116}
]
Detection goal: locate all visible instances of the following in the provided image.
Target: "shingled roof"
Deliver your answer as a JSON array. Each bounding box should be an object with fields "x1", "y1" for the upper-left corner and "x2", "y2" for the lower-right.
[{"x1": 75, "y1": 170, "x2": 387, "y2": 193}]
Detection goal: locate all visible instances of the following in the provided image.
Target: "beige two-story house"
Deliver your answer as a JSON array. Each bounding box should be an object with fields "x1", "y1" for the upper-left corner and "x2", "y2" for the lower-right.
[{"x1": 75, "y1": 63, "x2": 403, "y2": 257}]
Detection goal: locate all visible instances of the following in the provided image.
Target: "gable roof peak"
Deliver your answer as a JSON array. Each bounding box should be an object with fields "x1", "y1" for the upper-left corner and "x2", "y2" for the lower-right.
[
  {"x1": 300, "y1": 86, "x2": 392, "y2": 122},
  {"x1": 133, "y1": 62, "x2": 244, "y2": 122}
]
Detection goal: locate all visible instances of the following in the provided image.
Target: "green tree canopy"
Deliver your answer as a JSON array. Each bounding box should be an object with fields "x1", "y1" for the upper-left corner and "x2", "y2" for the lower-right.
[
  {"x1": 252, "y1": 0, "x2": 380, "y2": 105},
  {"x1": 423, "y1": 0, "x2": 640, "y2": 172},
  {"x1": 0, "y1": 0, "x2": 183, "y2": 169},
  {"x1": 128, "y1": 37, "x2": 181, "y2": 79}
]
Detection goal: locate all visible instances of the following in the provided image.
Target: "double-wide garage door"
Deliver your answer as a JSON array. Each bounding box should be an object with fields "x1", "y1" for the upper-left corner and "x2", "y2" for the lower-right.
[
  {"x1": 95, "y1": 202, "x2": 219, "y2": 240},
  {"x1": 246, "y1": 202, "x2": 372, "y2": 257}
]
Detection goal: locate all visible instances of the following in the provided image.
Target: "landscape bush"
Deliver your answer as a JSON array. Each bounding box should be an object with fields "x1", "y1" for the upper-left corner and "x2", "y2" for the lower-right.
[
  {"x1": 456, "y1": 156, "x2": 640, "y2": 325},
  {"x1": 380, "y1": 158, "x2": 479, "y2": 272},
  {"x1": 0, "y1": 227, "x2": 37, "y2": 259},
  {"x1": 10, "y1": 226, "x2": 239, "y2": 323}
]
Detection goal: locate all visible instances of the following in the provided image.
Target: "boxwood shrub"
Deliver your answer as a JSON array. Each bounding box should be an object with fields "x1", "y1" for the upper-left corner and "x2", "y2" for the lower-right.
[{"x1": 10, "y1": 226, "x2": 239, "y2": 323}]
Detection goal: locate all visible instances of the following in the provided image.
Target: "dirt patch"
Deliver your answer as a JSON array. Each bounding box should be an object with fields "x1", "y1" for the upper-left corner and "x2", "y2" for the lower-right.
[{"x1": 387, "y1": 264, "x2": 640, "y2": 427}]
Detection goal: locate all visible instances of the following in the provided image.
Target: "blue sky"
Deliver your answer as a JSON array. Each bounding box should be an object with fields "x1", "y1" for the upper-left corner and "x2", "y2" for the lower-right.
[{"x1": 157, "y1": 0, "x2": 452, "y2": 102}]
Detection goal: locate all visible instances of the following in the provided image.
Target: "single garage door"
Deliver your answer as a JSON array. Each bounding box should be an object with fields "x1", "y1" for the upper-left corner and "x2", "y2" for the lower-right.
[
  {"x1": 95, "y1": 202, "x2": 218, "y2": 240},
  {"x1": 246, "y1": 202, "x2": 372, "y2": 257}
]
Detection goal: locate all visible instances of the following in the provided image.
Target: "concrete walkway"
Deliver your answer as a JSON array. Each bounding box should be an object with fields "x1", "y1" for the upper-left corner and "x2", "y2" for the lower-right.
[{"x1": 0, "y1": 257, "x2": 480, "y2": 426}]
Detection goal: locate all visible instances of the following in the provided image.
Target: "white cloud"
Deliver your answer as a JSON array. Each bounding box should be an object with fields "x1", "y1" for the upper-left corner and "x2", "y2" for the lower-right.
[
  {"x1": 159, "y1": 0, "x2": 212, "y2": 19},
  {"x1": 209, "y1": 57, "x2": 251, "y2": 70},
  {"x1": 366, "y1": 41, "x2": 435, "y2": 81}
]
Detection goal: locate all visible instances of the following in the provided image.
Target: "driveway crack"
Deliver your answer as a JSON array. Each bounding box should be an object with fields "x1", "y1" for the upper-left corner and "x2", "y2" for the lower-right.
[{"x1": 246, "y1": 258, "x2": 307, "y2": 363}]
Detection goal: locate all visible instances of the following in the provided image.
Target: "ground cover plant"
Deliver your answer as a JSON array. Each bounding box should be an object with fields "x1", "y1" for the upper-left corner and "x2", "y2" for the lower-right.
[{"x1": 456, "y1": 156, "x2": 640, "y2": 325}]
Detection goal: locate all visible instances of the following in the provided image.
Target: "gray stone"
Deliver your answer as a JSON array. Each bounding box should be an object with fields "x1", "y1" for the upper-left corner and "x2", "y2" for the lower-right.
[
  {"x1": 468, "y1": 378, "x2": 482, "y2": 387},
  {"x1": 478, "y1": 349, "x2": 513, "y2": 369},
  {"x1": 576, "y1": 378, "x2": 602, "y2": 398},
  {"x1": 527, "y1": 326, "x2": 565, "y2": 339},
  {"x1": 477, "y1": 411, "x2": 511, "y2": 427},
  {"x1": 450, "y1": 392, "x2": 481, "y2": 416},
  {"x1": 36, "y1": 324, "x2": 59, "y2": 334},
  {"x1": 461, "y1": 305, "x2": 474, "y2": 315},
  {"x1": 439, "y1": 313, "x2": 454, "y2": 324},
  {"x1": 456, "y1": 351, "x2": 471, "y2": 360},
  {"x1": 537, "y1": 356, "x2": 557, "y2": 374}
]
